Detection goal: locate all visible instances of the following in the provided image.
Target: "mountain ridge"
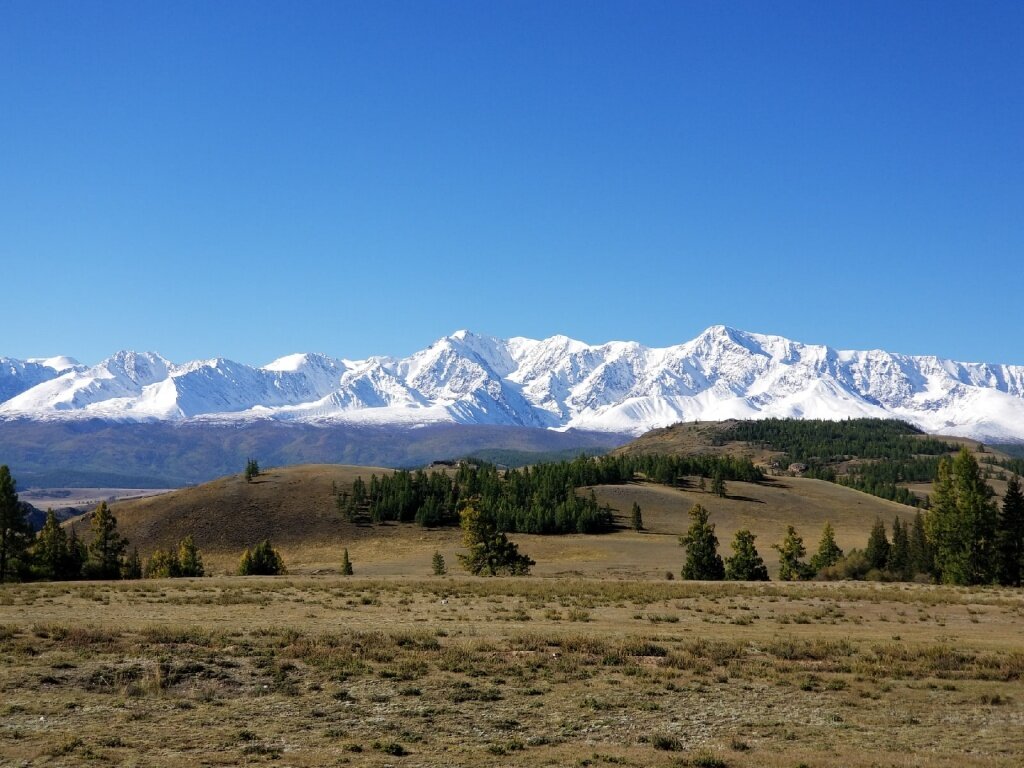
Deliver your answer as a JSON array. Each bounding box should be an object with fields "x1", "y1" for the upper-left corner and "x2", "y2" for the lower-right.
[{"x1": 3, "y1": 326, "x2": 1024, "y2": 442}]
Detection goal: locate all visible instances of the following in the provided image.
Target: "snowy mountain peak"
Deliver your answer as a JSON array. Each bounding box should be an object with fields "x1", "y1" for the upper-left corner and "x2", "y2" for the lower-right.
[
  {"x1": 26, "y1": 356, "x2": 80, "y2": 372},
  {"x1": 2, "y1": 329, "x2": 1023, "y2": 442}
]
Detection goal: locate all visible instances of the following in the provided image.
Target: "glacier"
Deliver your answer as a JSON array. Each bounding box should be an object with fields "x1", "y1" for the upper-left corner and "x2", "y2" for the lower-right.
[{"x1": 2, "y1": 326, "x2": 1023, "y2": 442}]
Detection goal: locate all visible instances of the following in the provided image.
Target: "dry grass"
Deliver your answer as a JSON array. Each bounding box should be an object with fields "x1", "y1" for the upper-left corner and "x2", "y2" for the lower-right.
[
  {"x1": 1, "y1": 577, "x2": 1022, "y2": 767},
  {"x1": 63, "y1": 463, "x2": 924, "y2": 579}
]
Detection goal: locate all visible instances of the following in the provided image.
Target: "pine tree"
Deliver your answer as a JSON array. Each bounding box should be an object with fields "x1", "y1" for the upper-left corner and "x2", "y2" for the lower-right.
[
  {"x1": 432, "y1": 551, "x2": 447, "y2": 576},
  {"x1": 0, "y1": 465, "x2": 31, "y2": 583},
  {"x1": 33, "y1": 514, "x2": 68, "y2": 581},
  {"x1": 177, "y1": 535, "x2": 204, "y2": 577},
  {"x1": 926, "y1": 448, "x2": 997, "y2": 585},
  {"x1": 630, "y1": 502, "x2": 643, "y2": 531},
  {"x1": 865, "y1": 518, "x2": 891, "y2": 571},
  {"x1": 67, "y1": 528, "x2": 86, "y2": 580},
  {"x1": 679, "y1": 504, "x2": 724, "y2": 580},
  {"x1": 85, "y1": 502, "x2": 128, "y2": 580},
  {"x1": 122, "y1": 548, "x2": 143, "y2": 580},
  {"x1": 908, "y1": 511, "x2": 932, "y2": 577},
  {"x1": 457, "y1": 504, "x2": 534, "y2": 576},
  {"x1": 710, "y1": 470, "x2": 727, "y2": 498},
  {"x1": 724, "y1": 529, "x2": 769, "y2": 581},
  {"x1": 996, "y1": 475, "x2": 1024, "y2": 586},
  {"x1": 773, "y1": 526, "x2": 810, "y2": 581},
  {"x1": 238, "y1": 539, "x2": 286, "y2": 575},
  {"x1": 33, "y1": 509, "x2": 72, "y2": 580},
  {"x1": 888, "y1": 517, "x2": 910, "y2": 579},
  {"x1": 809, "y1": 522, "x2": 843, "y2": 574},
  {"x1": 244, "y1": 458, "x2": 260, "y2": 483},
  {"x1": 341, "y1": 548, "x2": 354, "y2": 576}
]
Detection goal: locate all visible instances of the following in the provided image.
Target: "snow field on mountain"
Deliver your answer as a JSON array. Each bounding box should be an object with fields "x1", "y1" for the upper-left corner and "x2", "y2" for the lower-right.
[{"x1": 2, "y1": 325, "x2": 1023, "y2": 442}]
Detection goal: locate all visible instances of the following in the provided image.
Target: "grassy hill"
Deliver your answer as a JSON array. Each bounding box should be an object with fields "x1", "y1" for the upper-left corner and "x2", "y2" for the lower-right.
[{"x1": 71, "y1": 460, "x2": 913, "y2": 579}]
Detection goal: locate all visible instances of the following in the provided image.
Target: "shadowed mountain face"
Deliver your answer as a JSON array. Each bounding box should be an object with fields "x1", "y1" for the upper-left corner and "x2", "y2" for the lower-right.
[
  {"x1": 0, "y1": 419, "x2": 624, "y2": 488},
  {"x1": 3, "y1": 326, "x2": 1024, "y2": 444}
]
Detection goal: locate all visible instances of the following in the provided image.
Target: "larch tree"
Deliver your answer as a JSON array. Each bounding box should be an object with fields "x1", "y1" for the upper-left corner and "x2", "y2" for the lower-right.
[
  {"x1": 996, "y1": 475, "x2": 1024, "y2": 587},
  {"x1": 926, "y1": 448, "x2": 997, "y2": 585},
  {"x1": 809, "y1": 522, "x2": 843, "y2": 574},
  {"x1": 457, "y1": 504, "x2": 534, "y2": 576},
  {"x1": 630, "y1": 502, "x2": 643, "y2": 531},
  {"x1": 679, "y1": 504, "x2": 724, "y2": 580},
  {"x1": 773, "y1": 526, "x2": 810, "y2": 581},
  {"x1": 724, "y1": 529, "x2": 769, "y2": 581},
  {"x1": 888, "y1": 517, "x2": 910, "y2": 579},
  {"x1": 0, "y1": 465, "x2": 31, "y2": 583},
  {"x1": 33, "y1": 509, "x2": 73, "y2": 580},
  {"x1": 178, "y1": 535, "x2": 204, "y2": 577},
  {"x1": 908, "y1": 511, "x2": 933, "y2": 577},
  {"x1": 431, "y1": 551, "x2": 447, "y2": 575},
  {"x1": 85, "y1": 502, "x2": 128, "y2": 580},
  {"x1": 865, "y1": 518, "x2": 891, "y2": 572}
]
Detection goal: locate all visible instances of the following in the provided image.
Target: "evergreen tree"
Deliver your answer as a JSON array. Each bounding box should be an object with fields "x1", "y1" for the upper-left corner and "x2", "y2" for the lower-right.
[
  {"x1": 679, "y1": 504, "x2": 725, "y2": 580},
  {"x1": 238, "y1": 539, "x2": 286, "y2": 575},
  {"x1": 773, "y1": 526, "x2": 810, "y2": 581},
  {"x1": 351, "y1": 476, "x2": 366, "y2": 505},
  {"x1": 145, "y1": 548, "x2": 180, "y2": 578},
  {"x1": 809, "y1": 522, "x2": 843, "y2": 574},
  {"x1": 177, "y1": 535, "x2": 204, "y2": 577},
  {"x1": 908, "y1": 511, "x2": 932, "y2": 577},
  {"x1": 996, "y1": 475, "x2": 1024, "y2": 586},
  {"x1": 432, "y1": 551, "x2": 447, "y2": 575},
  {"x1": 66, "y1": 528, "x2": 86, "y2": 581},
  {"x1": 865, "y1": 518, "x2": 891, "y2": 571},
  {"x1": 926, "y1": 448, "x2": 997, "y2": 585},
  {"x1": 457, "y1": 504, "x2": 534, "y2": 576},
  {"x1": 122, "y1": 548, "x2": 143, "y2": 580},
  {"x1": 341, "y1": 548, "x2": 354, "y2": 576},
  {"x1": 630, "y1": 502, "x2": 643, "y2": 531},
  {"x1": 244, "y1": 458, "x2": 260, "y2": 483},
  {"x1": 710, "y1": 470, "x2": 727, "y2": 498},
  {"x1": 724, "y1": 529, "x2": 769, "y2": 581},
  {"x1": 0, "y1": 465, "x2": 31, "y2": 583},
  {"x1": 85, "y1": 502, "x2": 128, "y2": 580},
  {"x1": 888, "y1": 516, "x2": 910, "y2": 579},
  {"x1": 33, "y1": 509, "x2": 74, "y2": 580}
]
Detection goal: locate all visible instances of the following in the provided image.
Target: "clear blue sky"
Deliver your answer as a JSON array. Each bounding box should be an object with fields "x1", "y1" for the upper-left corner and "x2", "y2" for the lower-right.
[{"x1": 2, "y1": 1, "x2": 1022, "y2": 366}]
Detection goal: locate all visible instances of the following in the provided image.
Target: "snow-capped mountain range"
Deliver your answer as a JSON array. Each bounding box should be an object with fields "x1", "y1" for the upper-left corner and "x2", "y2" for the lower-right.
[{"x1": 3, "y1": 326, "x2": 1024, "y2": 442}]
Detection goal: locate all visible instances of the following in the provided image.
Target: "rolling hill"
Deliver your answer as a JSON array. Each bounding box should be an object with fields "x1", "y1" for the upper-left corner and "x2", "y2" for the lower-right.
[{"x1": 75, "y1": 460, "x2": 917, "y2": 580}]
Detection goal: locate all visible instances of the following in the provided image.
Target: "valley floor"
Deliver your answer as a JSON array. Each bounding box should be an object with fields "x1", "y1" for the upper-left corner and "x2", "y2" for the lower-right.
[{"x1": 1, "y1": 577, "x2": 1022, "y2": 767}]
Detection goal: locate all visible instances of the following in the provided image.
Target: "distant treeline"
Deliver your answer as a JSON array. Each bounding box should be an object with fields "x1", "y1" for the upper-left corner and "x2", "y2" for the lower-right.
[
  {"x1": 721, "y1": 418, "x2": 954, "y2": 462},
  {"x1": 336, "y1": 453, "x2": 763, "y2": 535},
  {"x1": 721, "y1": 418, "x2": 957, "y2": 507}
]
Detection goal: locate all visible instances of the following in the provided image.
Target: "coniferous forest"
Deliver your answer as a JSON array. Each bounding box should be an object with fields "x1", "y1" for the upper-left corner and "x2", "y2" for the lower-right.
[{"x1": 335, "y1": 453, "x2": 763, "y2": 535}]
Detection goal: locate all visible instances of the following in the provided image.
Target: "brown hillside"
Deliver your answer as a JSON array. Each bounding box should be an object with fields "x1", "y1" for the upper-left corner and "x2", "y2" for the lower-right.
[
  {"x1": 612, "y1": 420, "x2": 780, "y2": 464},
  {"x1": 65, "y1": 460, "x2": 917, "y2": 580},
  {"x1": 581, "y1": 476, "x2": 914, "y2": 579},
  {"x1": 65, "y1": 464, "x2": 464, "y2": 576}
]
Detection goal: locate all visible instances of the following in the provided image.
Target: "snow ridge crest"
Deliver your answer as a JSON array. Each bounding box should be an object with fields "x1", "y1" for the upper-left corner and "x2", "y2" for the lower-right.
[{"x1": 2, "y1": 327, "x2": 1023, "y2": 442}]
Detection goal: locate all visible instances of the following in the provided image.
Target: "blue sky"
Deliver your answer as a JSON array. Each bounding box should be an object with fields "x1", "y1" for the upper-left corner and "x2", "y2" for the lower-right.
[{"x1": 2, "y1": 1, "x2": 1022, "y2": 366}]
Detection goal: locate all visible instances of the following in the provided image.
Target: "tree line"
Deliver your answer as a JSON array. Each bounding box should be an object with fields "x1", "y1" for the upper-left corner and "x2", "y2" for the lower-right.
[
  {"x1": 724, "y1": 418, "x2": 958, "y2": 507},
  {"x1": 334, "y1": 453, "x2": 762, "y2": 535},
  {"x1": 678, "y1": 448, "x2": 1024, "y2": 586},
  {"x1": 0, "y1": 464, "x2": 299, "y2": 582},
  {"x1": 722, "y1": 417, "x2": 954, "y2": 462}
]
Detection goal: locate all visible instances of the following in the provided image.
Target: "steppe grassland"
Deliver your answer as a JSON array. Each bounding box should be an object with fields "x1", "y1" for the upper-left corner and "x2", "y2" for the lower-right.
[
  {"x1": 2, "y1": 577, "x2": 1023, "y2": 767},
  {"x1": 102, "y1": 464, "x2": 920, "y2": 579}
]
